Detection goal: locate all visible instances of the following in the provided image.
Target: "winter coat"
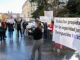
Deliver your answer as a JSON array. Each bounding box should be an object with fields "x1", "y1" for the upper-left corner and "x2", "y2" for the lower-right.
[
  {"x1": 0, "y1": 22, "x2": 4, "y2": 32},
  {"x1": 32, "y1": 27, "x2": 42, "y2": 40}
]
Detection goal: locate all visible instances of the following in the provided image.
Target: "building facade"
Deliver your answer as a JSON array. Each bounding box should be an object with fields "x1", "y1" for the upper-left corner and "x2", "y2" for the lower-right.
[
  {"x1": 0, "y1": 12, "x2": 20, "y2": 20},
  {"x1": 22, "y1": 0, "x2": 37, "y2": 18},
  {"x1": 0, "y1": 13, "x2": 8, "y2": 20}
]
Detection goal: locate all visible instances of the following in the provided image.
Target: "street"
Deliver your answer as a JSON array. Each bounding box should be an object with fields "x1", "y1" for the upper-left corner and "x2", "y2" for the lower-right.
[{"x1": 0, "y1": 29, "x2": 79, "y2": 60}]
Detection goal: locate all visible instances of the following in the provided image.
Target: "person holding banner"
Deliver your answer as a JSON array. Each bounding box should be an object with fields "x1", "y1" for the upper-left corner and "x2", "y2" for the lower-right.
[{"x1": 15, "y1": 18, "x2": 22, "y2": 37}]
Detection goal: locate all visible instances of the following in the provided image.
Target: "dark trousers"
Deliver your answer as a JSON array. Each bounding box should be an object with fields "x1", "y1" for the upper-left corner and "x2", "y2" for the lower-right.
[
  {"x1": 44, "y1": 31, "x2": 48, "y2": 39},
  {"x1": 0, "y1": 31, "x2": 5, "y2": 40},
  {"x1": 17, "y1": 28, "x2": 22, "y2": 37},
  {"x1": 0, "y1": 31, "x2": 2, "y2": 40},
  {"x1": 3, "y1": 31, "x2": 5, "y2": 39},
  {"x1": 23, "y1": 28, "x2": 26, "y2": 34},
  {"x1": 4, "y1": 30, "x2": 6, "y2": 37}
]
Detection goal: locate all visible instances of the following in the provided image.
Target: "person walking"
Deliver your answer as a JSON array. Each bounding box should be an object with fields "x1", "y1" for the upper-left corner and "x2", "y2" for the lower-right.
[{"x1": 29, "y1": 21, "x2": 43, "y2": 60}]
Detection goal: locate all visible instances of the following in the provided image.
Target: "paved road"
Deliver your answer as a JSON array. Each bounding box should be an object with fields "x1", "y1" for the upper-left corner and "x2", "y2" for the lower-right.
[{"x1": 0, "y1": 29, "x2": 79, "y2": 60}]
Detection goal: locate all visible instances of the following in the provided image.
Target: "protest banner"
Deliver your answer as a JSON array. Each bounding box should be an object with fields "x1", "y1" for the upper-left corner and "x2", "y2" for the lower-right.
[
  {"x1": 44, "y1": 11, "x2": 54, "y2": 25},
  {"x1": 40, "y1": 16, "x2": 47, "y2": 22},
  {"x1": 12, "y1": 15, "x2": 17, "y2": 18},
  {"x1": 44, "y1": 11, "x2": 53, "y2": 17},
  {"x1": 53, "y1": 17, "x2": 80, "y2": 51},
  {"x1": 6, "y1": 19, "x2": 15, "y2": 23},
  {"x1": 25, "y1": 18, "x2": 30, "y2": 22},
  {"x1": 30, "y1": 18, "x2": 35, "y2": 22},
  {"x1": 40, "y1": 16, "x2": 51, "y2": 25},
  {"x1": 20, "y1": 14, "x2": 24, "y2": 18}
]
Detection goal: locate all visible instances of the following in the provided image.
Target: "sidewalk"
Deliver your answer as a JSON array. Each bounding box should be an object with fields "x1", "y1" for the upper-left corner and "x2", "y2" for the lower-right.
[{"x1": 41, "y1": 39, "x2": 78, "y2": 60}]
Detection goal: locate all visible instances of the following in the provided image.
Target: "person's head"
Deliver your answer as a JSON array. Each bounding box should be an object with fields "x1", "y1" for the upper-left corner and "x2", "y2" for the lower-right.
[
  {"x1": 34, "y1": 21, "x2": 39, "y2": 28},
  {"x1": 44, "y1": 22, "x2": 47, "y2": 24}
]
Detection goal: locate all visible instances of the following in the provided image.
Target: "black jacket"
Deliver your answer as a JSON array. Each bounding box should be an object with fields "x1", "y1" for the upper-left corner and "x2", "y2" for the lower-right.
[
  {"x1": 0, "y1": 23, "x2": 4, "y2": 32},
  {"x1": 23, "y1": 22, "x2": 28, "y2": 29},
  {"x1": 8, "y1": 23, "x2": 14, "y2": 32},
  {"x1": 32, "y1": 27, "x2": 42, "y2": 40},
  {"x1": 15, "y1": 19, "x2": 22, "y2": 30}
]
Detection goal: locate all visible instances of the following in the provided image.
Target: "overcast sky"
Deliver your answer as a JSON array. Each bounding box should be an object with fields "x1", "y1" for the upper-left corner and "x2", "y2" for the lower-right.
[{"x1": 0, "y1": 0, "x2": 27, "y2": 13}]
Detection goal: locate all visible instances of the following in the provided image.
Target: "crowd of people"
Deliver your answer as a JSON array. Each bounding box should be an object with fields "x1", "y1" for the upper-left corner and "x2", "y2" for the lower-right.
[{"x1": 0, "y1": 17, "x2": 54, "y2": 60}]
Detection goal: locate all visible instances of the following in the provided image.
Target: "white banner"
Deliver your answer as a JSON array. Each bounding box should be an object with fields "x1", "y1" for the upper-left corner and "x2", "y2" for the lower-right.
[
  {"x1": 44, "y1": 11, "x2": 53, "y2": 17},
  {"x1": 40, "y1": 16, "x2": 51, "y2": 25},
  {"x1": 25, "y1": 18, "x2": 30, "y2": 22},
  {"x1": 12, "y1": 15, "x2": 17, "y2": 18},
  {"x1": 6, "y1": 19, "x2": 15, "y2": 23},
  {"x1": 20, "y1": 14, "x2": 24, "y2": 18},
  {"x1": 53, "y1": 17, "x2": 80, "y2": 51}
]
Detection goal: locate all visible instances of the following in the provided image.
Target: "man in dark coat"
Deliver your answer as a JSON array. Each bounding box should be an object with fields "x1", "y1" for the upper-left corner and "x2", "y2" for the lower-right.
[
  {"x1": 15, "y1": 18, "x2": 22, "y2": 37},
  {"x1": 29, "y1": 21, "x2": 43, "y2": 60}
]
